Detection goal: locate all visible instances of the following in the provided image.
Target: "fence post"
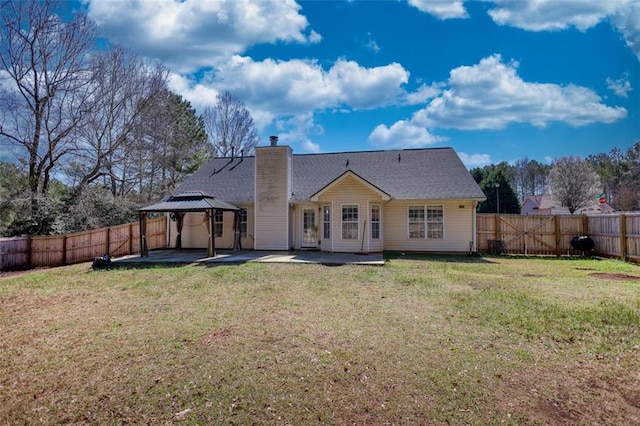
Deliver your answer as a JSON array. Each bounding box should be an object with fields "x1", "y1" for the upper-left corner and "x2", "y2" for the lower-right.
[
  {"x1": 620, "y1": 213, "x2": 627, "y2": 261},
  {"x1": 495, "y1": 214, "x2": 501, "y2": 242},
  {"x1": 582, "y1": 215, "x2": 589, "y2": 236},
  {"x1": 554, "y1": 215, "x2": 561, "y2": 257},
  {"x1": 128, "y1": 222, "x2": 133, "y2": 255},
  {"x1": 26, "y1": 236, "x2": 32, "y2": 269},
  {"x1": 62, "y1": 235, "x2": 67, "y2": 265},
  {"x1": 105, "y1": 227, "x2": 110, "y2": 256}
]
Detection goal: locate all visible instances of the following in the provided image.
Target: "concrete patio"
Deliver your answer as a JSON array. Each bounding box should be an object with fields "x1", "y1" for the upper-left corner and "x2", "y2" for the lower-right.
[{"x1": 113, "y1": 249, "x2": 385, "y2": 266}]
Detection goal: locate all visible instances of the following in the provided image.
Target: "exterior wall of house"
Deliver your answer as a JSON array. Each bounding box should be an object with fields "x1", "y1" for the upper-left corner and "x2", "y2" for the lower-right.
[
  {"x1": 254, "y1": 146, "x2": 292, "y2": 250},
  {"x1": 316, "y1": 174, "x2": 386, "y2": 253},
  {"x1": 383, "y1": 200, "x2": 475, "y2": 253},
  {"x1": 168, "y1": 207, "x2": 255, "y2": 250},
  {"x1": 168, "y1": 212, "x2": 208, "y2": 248},
  {"x1": 521, "y1": 199, "x2": 537, "y2": 215}
]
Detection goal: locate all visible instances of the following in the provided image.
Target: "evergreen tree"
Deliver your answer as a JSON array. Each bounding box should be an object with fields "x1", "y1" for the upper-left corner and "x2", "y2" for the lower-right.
[{"x1": 471, "y1": 162, "x2": 520, "y2": 213}]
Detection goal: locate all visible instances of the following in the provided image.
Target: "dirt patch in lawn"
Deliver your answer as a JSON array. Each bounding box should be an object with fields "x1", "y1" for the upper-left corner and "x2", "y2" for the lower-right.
[
  {"x1": 589, "y1": 272, "x2": 640, "y2": 281},
  {"x1": 496, "y1": 356, "x2": 640, "y2": 424},
  {"x1": 204, "y1": 328, "x2": 233, "y2": 345}
]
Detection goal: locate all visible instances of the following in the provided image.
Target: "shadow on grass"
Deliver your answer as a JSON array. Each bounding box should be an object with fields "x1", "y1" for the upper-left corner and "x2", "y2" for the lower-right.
[
  {"x1": 383, "y1": 251, "x2": 496, "y2": 263},
  {"x1": 102, "y1": 262, "x2": 200, "y2": 272}
]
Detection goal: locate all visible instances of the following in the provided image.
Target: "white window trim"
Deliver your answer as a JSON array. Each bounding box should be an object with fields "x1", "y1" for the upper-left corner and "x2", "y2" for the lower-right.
[
  {"x1": 370, "y1": 203, "x2": 381, "y2": 240},
  {"x1": 341, "y1": 203, "x2": 360, "y2": 240},
  {"x1": 426, "y1": 205, "x2": 445, "y2": 239},
  {"x1": 407, "y1": 205, "x2": 425, "y2": 239},
  {"x1": 214, "y1": 210, "x2": 224, "y2": 238},
  {"x1": 240, "y1": 209, "x2": 247, "y2": 238},
  {"x1": 407, "y1": 204, "x2": 445, "y2": 239},
  {"x1": 322, "y1": 204, "x2": 331, "y2": 240}
]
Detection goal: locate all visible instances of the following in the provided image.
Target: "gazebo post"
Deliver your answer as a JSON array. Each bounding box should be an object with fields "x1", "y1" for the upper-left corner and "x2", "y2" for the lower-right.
[
  {"x1": 206, "y1": 208, "x2": 216, "y2": 258},
  {"x1": 138, "y1": 192, "x2": 240, "y2": 259},
  {"x1": 175, "y1": 212, "x2": 185, "y2": 250},
  {"x1": 233, "y1": 210, "x2": 242, "y2": 251},
  {"x1": 139, "y1": 211, "x2": 148, "y2": 257}
]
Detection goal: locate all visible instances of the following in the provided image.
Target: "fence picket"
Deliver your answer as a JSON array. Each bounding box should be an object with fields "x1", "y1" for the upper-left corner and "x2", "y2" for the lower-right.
[{"x1": 0, "y1": 216, "x2": 167, "y2": 270}]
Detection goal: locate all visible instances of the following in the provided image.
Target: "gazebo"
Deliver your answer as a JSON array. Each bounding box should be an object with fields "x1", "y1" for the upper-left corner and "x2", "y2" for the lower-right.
[{"x1": 137, "y1": 191, "x2": 243, "y2": 257}]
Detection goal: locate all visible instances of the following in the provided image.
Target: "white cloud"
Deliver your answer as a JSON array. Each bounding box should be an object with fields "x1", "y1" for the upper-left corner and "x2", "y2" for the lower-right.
[
  {"x1": 190, "y1": 55, "x2": 409, "y2": 115},
  {"x1": 87, "y1": 0, "x2": 319, "y2": 73},
  {"x1": 404, "y1": 82, "x2": 442, "y2": 105},
  {"x1": 168, "y1": 73, "x2": 220, "y2": 111},
  {"x1": 485, "y1": 0, "x2": 640, "y2": 60},
  {"x1": 272, "y1": 113, "x2": 324, "y2": 153},
  {"x1": 407, "y1": 0, "x2": 468, "y2": 19},
  {"x1": 301, "y1": 140, "x2": 321, "y2": 153},
  {"x1": 327, "y1": 60, "x2": 409, "y2": 109},
  {"x1": 413, "y1": 54, "x2": 627, "y2": 130},
  {"x1": 606, "y1": 75, "x2": 633, "y2": 98},
  {"x1": 408, "y1": 0, "x2": 640, "y2": 60},
  {"x1": 487, "y1": 0, "x2": 623, "y2": 31},
  {"x1": 457, "y1": 152, "x2": 492, "y2": 168},
  {"x1": 611, "y1": 2, "x2": 640, "y2": 60},
  {"x1": 369, "y1": 54, "x2": 626, "y2": 151},
  {"x1": 368, "y1": 120, "x2": 447, "y2": 148},
  {"x1": 172, "y1": 54, "x2": 412, "y2": 143},
  {"x1": 366, "y1": 33, "x2": 381, "y2": 53}
]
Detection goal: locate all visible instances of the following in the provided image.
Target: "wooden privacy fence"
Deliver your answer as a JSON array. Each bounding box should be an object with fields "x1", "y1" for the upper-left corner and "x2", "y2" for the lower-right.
[
  {"x1": 0, "y1": 216, "x2": 167, "y2": 271},
  {"x1": 3, "y1": 214, "x2": 640, "y2": 270},
  {"x1": 477, "y1": 213, "x2": 640, "y2": 262}
]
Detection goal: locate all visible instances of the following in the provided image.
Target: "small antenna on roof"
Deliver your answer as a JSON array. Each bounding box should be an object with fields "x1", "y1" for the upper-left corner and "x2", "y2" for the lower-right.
[
  {"x1": 398, "y1": 153, "x2": 401, "y2": 162},
  {"x1": 346, "y1": 159, "x2": 350, "y2": 167}
]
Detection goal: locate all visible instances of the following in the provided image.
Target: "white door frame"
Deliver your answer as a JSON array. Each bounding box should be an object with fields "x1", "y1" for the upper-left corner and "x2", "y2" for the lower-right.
[{"x1": 301, "y1": 207, "x2": 318, "y2": 248}]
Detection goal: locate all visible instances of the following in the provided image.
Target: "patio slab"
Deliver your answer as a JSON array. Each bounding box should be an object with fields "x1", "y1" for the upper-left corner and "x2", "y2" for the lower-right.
[{"x1": 113, "y1": 249, "x2": 384, "y2": 266}]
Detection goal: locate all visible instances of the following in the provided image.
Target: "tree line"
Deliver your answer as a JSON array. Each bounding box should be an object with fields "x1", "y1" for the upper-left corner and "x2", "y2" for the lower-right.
[
  {"x1": 471, "y1": 141, "x2": 640, "y2": 214},
  {"x1": 0, "y1": 0, "x2": 259, "y2": 236}
]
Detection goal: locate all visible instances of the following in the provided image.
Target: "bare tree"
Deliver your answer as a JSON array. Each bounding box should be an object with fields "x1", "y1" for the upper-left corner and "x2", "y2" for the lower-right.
[
  {"x1": 67, "y1": 46, "x2": 169, "y2": 198},
  {"x1": 510, "y1": 158, "x2": 549, "y2": 201},
  {"x1": 0, "y1": 0, "x2": 96, "y2": 201},
  {"x1": 202, "y1": 91, "x2": 259, "y2": 157},
  {"x1": 548, "y1": 156, "x2": 602, "y2": 214}
]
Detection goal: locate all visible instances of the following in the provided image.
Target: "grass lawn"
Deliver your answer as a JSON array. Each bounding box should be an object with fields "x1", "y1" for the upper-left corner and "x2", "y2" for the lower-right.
[{"x1": 1, "y1": 255, "x2": 639, "y2": 425}]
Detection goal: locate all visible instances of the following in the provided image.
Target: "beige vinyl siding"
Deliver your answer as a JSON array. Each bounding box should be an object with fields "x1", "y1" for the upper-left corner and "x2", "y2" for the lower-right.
[
  {"x1": 317, "y1": 174, "x2": 385, "y2": 253},
  {"x1": 168, "y1": 207, "x2": 255, "y2": 250},
  {"x1": 383, "y1": 200, "x2": 475, "y2": 252},
  {"x1": 254, "y1": 146, "x2": 291, "y2": 250},
  {"x1": 169, "y1": 212, "x2": 208, "y2": 248}
]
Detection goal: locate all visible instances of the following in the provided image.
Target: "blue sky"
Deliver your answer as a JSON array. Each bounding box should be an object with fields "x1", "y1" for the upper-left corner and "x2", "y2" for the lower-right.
[{"x1": 3, "y1": 0, "x2": 640, "y2": 167}]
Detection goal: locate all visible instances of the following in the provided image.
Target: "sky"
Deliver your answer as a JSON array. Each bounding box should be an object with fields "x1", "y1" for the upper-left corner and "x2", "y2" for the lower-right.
[{"x1": 3, "y1": 0, "x2": 640, "y2": 168}]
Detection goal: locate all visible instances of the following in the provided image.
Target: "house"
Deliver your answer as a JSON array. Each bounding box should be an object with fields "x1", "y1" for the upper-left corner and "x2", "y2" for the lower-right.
[
  {"x1": 521, "y1": 195, "x2": 615, "y2": 215},
  {"x1": 141, "y1": 137, "x2": 486, "y2": 255}
]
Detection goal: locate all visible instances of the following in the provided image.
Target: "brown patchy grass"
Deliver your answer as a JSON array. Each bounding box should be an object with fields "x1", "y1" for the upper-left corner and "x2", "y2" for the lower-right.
[{"x1": 0, "y1": 255, "x2": 639, "y2": 425}]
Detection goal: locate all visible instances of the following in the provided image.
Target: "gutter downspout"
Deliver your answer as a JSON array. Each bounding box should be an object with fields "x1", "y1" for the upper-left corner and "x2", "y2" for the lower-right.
[{"x1": 472, "y1": 200, "x2": 478, "y2": 253}]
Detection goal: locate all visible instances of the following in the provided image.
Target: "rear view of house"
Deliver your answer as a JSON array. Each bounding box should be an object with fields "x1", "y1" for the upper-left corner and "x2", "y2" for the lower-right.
[{"x1": 156, "y1": 138, "x2": 486, "y2": 254}]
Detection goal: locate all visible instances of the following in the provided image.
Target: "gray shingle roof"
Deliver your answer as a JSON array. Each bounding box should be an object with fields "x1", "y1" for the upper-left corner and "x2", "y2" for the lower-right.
[
  {"x1": 172, "y1": 147, "x2": 486, "y2": 203},
  {"x1": 139, "y1": 191, "x2": 242, "y2": 212}
]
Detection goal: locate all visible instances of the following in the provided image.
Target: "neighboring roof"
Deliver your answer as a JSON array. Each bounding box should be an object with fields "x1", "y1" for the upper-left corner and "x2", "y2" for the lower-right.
[
  {"x1": 139, "y1": 191, "x2": 241, "y2": 212},
  {"x1": 522, "y1": 195, "x2": 614, "y2": 214},
  {"x1": 173, "y1": 147, "x2": 486, "y2": 203}
]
